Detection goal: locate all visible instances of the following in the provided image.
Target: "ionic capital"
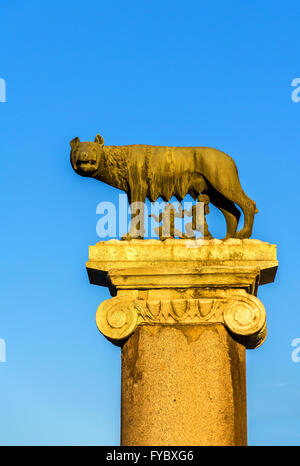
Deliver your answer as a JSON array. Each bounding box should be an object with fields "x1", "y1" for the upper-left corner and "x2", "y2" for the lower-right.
[{"x1": 96, "y1": 291, "x2": 266, "y2": 349}]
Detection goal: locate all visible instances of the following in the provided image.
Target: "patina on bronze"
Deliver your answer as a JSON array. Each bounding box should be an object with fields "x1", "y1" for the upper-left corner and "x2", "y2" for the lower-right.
[{"x1": 70, "y1": 134, "x2": 257, "y2": 239}]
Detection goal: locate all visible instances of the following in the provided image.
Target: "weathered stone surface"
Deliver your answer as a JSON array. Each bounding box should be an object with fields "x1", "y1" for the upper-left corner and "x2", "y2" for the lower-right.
[
  {"x1": 88, "y1": 238, "x2": 277, "y2": 265},
  {"x1": 121, "y1": 324, "x2": 247, "y2": 446},
  {"x1": 87, "y1": 238, "x2": 278, "y2": 289}
]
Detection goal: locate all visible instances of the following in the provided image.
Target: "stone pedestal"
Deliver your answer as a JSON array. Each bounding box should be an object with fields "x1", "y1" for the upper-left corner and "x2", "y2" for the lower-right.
[{"x1": 87, "y1": 239, "x2": 278, "y2": 446}]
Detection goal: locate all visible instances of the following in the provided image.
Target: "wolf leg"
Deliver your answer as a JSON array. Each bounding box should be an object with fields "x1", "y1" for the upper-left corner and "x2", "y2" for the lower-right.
[
  {"x1": 127, "y1": 186, "x2": 147, "y2": 239},
  {"x1": 206, "y1": 160, "x2": 256, "y2": 238},
  {"x1": 207, "y1": 187, "x2": 241, "y2": 239}
]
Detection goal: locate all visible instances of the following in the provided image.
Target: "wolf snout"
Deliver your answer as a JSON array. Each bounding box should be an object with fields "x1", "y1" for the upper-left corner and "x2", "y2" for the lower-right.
[{"x1": 78, "y1": 152, "x2": 89, "y2": 161}]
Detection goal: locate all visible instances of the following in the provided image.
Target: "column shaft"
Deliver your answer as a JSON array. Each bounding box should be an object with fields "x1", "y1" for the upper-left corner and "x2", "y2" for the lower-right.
[{"x1": 121, "y1": 324, "x2": 247, "y2": 446}]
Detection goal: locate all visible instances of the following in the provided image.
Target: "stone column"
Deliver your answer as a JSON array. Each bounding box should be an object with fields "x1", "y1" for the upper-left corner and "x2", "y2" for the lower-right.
[{"x1": 87, "y1": 239, "x2": 278, "y2": 446}]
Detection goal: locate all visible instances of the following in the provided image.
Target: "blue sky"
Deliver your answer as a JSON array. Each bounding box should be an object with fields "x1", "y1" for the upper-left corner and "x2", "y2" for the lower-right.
[{"x1": 0, "y1": 0, "x2": 299, "y2": 445}]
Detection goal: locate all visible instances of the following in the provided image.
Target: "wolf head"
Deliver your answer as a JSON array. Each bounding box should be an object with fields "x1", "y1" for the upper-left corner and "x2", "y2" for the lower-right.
[{"x1": 70, "y1": 133, "x2": 104, "y2": 177}]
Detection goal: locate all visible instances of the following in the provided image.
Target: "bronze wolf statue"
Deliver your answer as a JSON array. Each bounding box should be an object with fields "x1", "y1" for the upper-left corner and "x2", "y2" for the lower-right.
[{"x1": 70, "y1": 134, "x2": 257, "y2": 239}]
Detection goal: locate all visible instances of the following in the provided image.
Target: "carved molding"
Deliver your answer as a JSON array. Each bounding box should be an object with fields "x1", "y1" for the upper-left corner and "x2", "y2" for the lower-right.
[{"x1": 96, "y1": 293, "x2": 266, "y2": 349}]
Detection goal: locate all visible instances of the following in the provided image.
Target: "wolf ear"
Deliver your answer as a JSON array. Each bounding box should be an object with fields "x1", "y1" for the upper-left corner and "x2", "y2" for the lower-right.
[
  {"x1": 70, "y1": 137, "x2": 80, "y2": 149},
  {"x1": 94, "y1": 134, "x2": 104, "y2": 145}
]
